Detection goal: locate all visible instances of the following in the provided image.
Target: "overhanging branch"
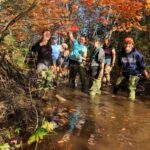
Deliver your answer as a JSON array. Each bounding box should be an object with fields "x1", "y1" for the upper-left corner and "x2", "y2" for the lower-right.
[{"x1": 0, "y1": 0, "x2": 42, "y2": 36}]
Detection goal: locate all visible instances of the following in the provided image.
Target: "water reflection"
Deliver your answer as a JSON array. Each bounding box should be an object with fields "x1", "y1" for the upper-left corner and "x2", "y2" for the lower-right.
[
  {"x1": 127, "y1": 102, "x2": 135, "y2": 119},
  {"x1": 39, "y1": 87, "x2": 150, "y2": 150}
]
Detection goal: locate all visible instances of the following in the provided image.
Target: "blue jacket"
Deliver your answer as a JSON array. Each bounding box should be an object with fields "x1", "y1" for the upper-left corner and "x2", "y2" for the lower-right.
[
  {"x1": 118, "y1": 48, "x2": 146, "y2": 76},
  {"x1": 69, "y1": 40, "x2": 87, "y2": 63},
  {"x1": 51, "y1": 44, "x2": 61, "y2": 60}
]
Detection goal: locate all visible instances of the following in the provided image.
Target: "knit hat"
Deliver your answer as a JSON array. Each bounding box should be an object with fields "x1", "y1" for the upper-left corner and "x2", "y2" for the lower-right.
[{"x1": 124, "y1": 37, "x2": 134, "y2": 44}]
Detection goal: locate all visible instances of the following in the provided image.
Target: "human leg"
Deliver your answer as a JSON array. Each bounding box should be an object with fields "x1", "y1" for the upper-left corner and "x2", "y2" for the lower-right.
[
  {"x1": 128, "y1": 75, "x2": 139, "y2": 101},
  {"x1": 89, "y1": 66, "x2": 101, "y2": 96},
  {"x1": 78, "y1": 64, "x2": 88, "y2": 92},
  {"x1": 113, "y1": 75, "x2": 125, "y2": 94}
]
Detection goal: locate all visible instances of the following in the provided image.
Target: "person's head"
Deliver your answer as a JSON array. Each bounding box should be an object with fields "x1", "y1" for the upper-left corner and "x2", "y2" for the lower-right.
[
  {"x1": 64, "y1": 50, "x2": 69, "y2": 57},
  {"x1": 104, "y1": 38, "x2": 110, "y2": 46},
  {"x1": 93, "y1": 37, "x2": 101, "y2": 48},
  {"x1": 79, "y1": 36, "x2": 86, "y2": 45},
  {"x1": 51, "y1": 36, "x2": 58, "y2": 45},
  {"x1": 61, "y1": 43, "x2": 68, "y2": 52},
  {"x1": 73, "y1": 32, "x2": 79, "y2": 39},
  {"x1": 123, "y1": 37, "x2": 134, "y2": 53},
  {"x1": 62, "y1": 43, "x2": 68, "y2": 49},
  {"x1": 41, "y1": 30, "x2": 51, "y2": 42}
]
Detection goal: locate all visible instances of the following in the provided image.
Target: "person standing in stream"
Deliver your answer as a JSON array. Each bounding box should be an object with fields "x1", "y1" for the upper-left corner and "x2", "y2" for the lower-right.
[
  {"x1": 88, "y1": 37, "x2": 105, "y2": 96},
  {"x1": 113, "y1": 37, "x2": 149, "y2": 101},
  {"x1": 68, "y1": 31, "x2": 88, "y2": 92}
]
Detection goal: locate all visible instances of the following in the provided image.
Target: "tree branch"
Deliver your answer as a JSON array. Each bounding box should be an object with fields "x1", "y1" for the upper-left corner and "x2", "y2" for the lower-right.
[{"x1": 0, "y1": 0, "x2": 42, "y2": 37}]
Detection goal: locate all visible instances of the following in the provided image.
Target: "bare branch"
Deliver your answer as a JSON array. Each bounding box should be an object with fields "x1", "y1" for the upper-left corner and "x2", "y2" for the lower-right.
[{"x1": 0, "y1": 0, "x2": 42, "y2": 35}]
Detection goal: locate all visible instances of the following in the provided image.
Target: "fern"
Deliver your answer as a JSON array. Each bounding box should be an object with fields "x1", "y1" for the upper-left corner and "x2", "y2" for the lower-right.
[
  {"x1": 15, "y1": 128, "x2": 21, "y2": 136},
  {"x1": 27, "y1": 128, "x2": 47, "y2": 145},
  {"x1": 27, "y1": 120, "x2": 57, "y2": 145},
  {"x1": 37, "y1": 69, "x2": 55, "y2": 91},
  {"x1": 0, "y1": 143, "x2": 10, "y2": 150}
]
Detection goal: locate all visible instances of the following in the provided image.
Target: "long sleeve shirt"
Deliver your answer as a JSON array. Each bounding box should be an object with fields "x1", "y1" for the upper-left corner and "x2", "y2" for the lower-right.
[
  {"x1": 118, "y1": 48, "x2": 146, "y2": 76},
  {"x1": 31, "y1": 42, "x2": 52, "y2": 66}
]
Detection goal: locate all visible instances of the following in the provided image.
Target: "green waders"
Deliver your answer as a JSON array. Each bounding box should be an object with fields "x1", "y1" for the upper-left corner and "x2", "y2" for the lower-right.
[
  {"x1": 113, "y1": 75, "x2": 125, "y2": 94},
  {"x1": 114, "y1": 75, "x2": 139, "y2": 101},
  {"x1": 89, "y1": 79, "x2": 102, "y2": 96},
  {"x1": 128, "y1": 75, "x2": 139, "y2": 101}
]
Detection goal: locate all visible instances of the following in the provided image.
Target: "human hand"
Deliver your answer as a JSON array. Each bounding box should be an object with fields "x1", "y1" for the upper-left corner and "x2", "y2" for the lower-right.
[
  {"x1": 111, "y1": 62, "x2": 115, "y2": 67},
  {"x1": 143, "y1": 70, "x2": 150, "y2": 80},
  {"x1": 98, "y1": 71, "x2": 104, "y2": 80},
  {"x1": 145, "y1": 74, "x2": 150, "y2": 80}
]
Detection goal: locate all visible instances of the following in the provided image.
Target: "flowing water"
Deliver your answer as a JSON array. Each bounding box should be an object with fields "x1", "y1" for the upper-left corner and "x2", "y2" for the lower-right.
[{"x1": 36, "y1": 86, "x2": 150, "y2": 150}]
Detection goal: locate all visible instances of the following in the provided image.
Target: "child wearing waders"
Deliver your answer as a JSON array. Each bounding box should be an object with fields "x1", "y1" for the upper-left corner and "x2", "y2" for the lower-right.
[
  {"x1": 113, "y1": 37, "x2": 149, "y2": 101},
  {"x1": 89, "y1": 37, "x2": 105, "y2": 96}
]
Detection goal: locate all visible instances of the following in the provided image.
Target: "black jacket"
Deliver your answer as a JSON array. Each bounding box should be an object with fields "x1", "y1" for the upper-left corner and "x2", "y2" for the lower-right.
[{"x1": 31, "y1": 41, "x2": 52, "y2": 66}]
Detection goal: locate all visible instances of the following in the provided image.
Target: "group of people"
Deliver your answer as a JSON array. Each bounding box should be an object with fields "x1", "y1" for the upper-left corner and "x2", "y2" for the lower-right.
[
  {"x1": 31, "y1": 30, "x2": 70, "y2": 78},
  {"x1": 30, "y1": 29, "x2": 149, "y2": 101}
]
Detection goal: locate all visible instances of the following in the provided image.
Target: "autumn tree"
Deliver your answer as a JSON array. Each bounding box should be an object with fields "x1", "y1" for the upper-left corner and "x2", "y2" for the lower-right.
[
  {"x1": 76, "y1": 0, "x2": 147, "y2": 39},
  {"x1": 0, "y1": 0, "x2": 80, "y2": 42}
]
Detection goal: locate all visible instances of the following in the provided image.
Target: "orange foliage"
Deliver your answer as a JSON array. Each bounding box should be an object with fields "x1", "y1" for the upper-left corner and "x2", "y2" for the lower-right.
[
  {"x1": 28, "y1": 1, "x2": 71, "y2": 31},
  {"x1": 0, "y1": 0, "x2": 148, "y2": 42},
  {"x1": 0, "y1": 0, "x2": 73, "y2": 41},
  {"x1": 145, "y1": 0, "x2": 150, "y2": 15},
  {"x1": 94, "y1": 0, "x2": 146, "y2": 32}
]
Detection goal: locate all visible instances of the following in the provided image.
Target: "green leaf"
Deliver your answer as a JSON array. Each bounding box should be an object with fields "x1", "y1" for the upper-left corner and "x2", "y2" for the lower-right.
[
  {"x1": 41, "y1": 121, "x2": 56, "y2": 132},
  {"x1": 0, "y1": 143, "x2": 10, "y2": 150},
  {"x1": 27, "y1": 128, "x2": 47, "y2": 145},
  {"x1": 15, "y1": 128, "x2": 21, "y2": 136}
]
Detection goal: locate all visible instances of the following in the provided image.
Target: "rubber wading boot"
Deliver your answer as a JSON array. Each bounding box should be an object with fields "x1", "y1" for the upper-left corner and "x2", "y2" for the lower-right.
[
  {"x1": 113, "y1": 75, "x2": 125, "y2": 94},
  {"x1": 129, "y1": 90, "x2": 135, "y2": 101},
  {"x1": 128, "y1": 75, "x2": 138, "y2": 101},
  {"x1": 89, "y1": 79, "x2": 101, "y2": 96}
]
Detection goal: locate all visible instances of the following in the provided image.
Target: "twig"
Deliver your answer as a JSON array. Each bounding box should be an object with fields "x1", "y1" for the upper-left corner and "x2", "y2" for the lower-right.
[
  {"x1": 29, "y1": 79, "x2": 39, "y2": 131},
  {"x1": 0, "y1": 0, "x2": 42, "y2": 37},
  {"x1": 35, "y1": 142, "x2": 38, "y2": 150}
]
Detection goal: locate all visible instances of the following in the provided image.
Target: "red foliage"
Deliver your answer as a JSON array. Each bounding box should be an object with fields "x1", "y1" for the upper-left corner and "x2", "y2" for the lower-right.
[
  {"x1": 87, "y1": 0, "x2": 93, "y2": 6},
  {"x1": 70, "y1": 25, "x2": 79, "y2": 31}
]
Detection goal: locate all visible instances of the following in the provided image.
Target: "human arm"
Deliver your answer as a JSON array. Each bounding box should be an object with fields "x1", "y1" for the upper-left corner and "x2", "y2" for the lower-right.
[
  {"x1": 136, "y1": 52, "x2": 149, "y2": 79},
  {"x1": 69, "y1": 31, "x2": 75, "y2": 42},
  {"x1": 25, "y1": 43, "x2": 39, "y2": 64},
  {"x1": 143, "y1": 70, "x2": 150, "y2": 79},
  {"x1": 98, "y1": 48, "x2": 105, "y2": 79},
  {"x1": 111, "y1": 48, "x2": 116, "y2": 67},
  {"x1": 31, "y1": 42, "x2": 39, "y2": 53},
  {"x1": 117, "y1": 51, "x2": 123, "y2": 76},
  {"x1": 98, "y1": 62, "x2": 104, "y2": 79}
]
